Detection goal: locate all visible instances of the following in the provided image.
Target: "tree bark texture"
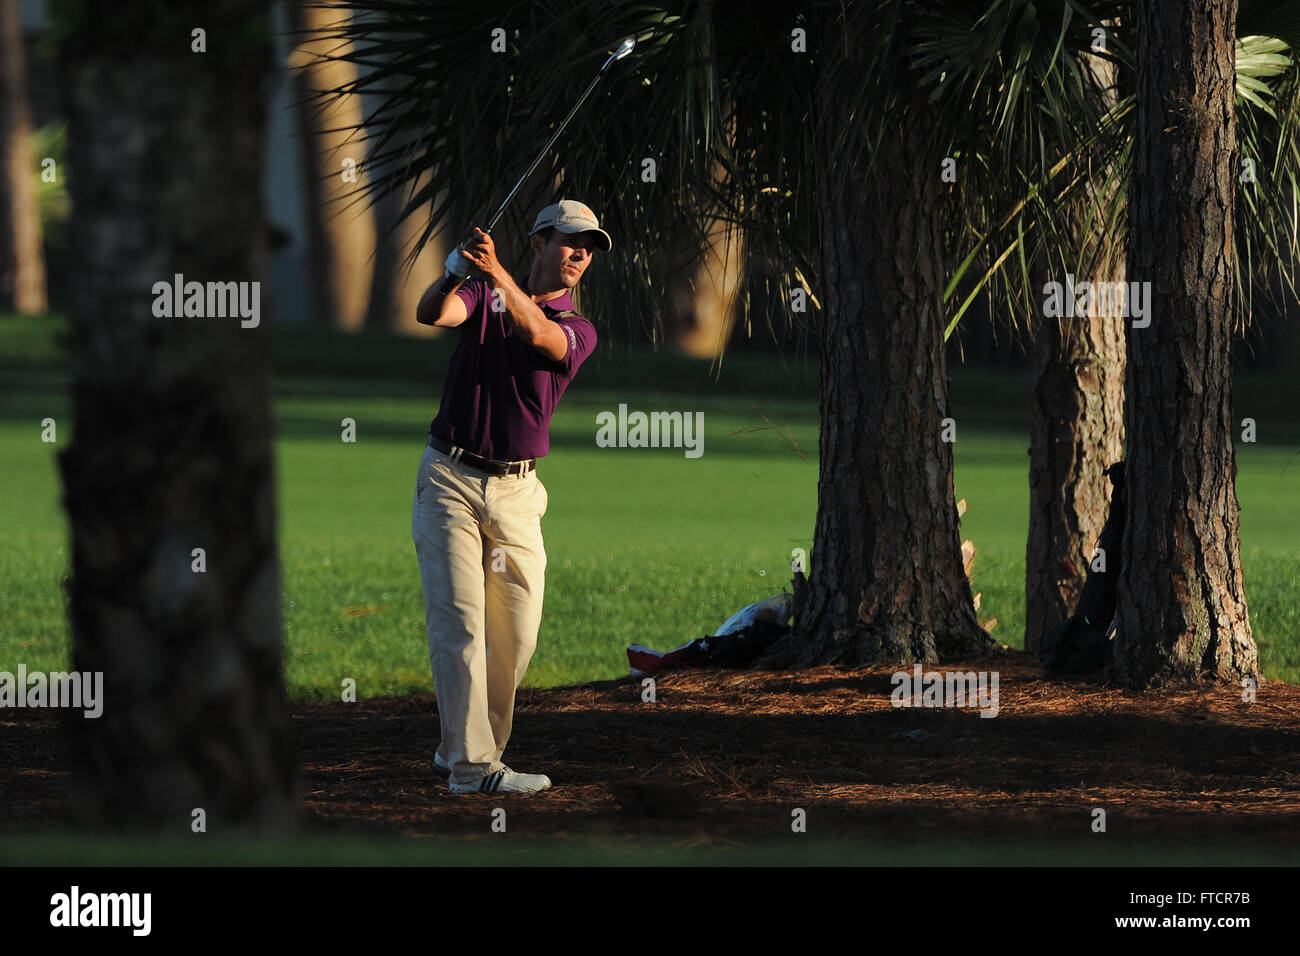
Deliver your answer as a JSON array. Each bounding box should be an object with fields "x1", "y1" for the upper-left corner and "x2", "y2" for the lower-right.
[
  {"x1": 1113, "y1": 0, "x2": 1257, "y2": 687},
  {"x1": 764, "y1": 48, "x2": 996, "y2": 667},
  {"x1": 57, "y1": 0, "x2": 297, "y2": 829},
  {"x1": 1025, "y1": 46, "x2": 1128, "y2": 654},
  {"x1": 1025, "y1": 294, "x2": 1126, "y2": 653}
]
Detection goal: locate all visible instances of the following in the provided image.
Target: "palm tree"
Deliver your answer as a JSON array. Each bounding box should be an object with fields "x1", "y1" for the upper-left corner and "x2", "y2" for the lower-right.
[
  {"x1": 363, "y1": 168, "x2": 443, "y2": 334},
  {"x1": 0, "y1": 0, "x2": 47, "y2": 314},
  {"x1": 313, "y1": 0, "x2": 1295, "y2": 677},
  {"x1": 56, "y1": 0, "x2": 296, "y2": 828},
  {"x1": 910, "y1": 1, "x2": 1133, "y2": 658},
  {"x1": 671, "y1": 215, "x2": 744, "y2": 358},
  {"x1": 311, "y1": 0, "x2": 1009, "y2": 665},
  {"x1": 289, "y1": 0, "x2": 379, "y2": 330},
  {"x1": 309, "y1": 0, "x2": 1126, "y2": 667}
]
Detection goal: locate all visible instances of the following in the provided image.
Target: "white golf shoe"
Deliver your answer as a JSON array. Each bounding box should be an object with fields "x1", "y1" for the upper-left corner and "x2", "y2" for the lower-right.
[{"x1": 449, "y1": 766, "x2": 552, "y2": 795}]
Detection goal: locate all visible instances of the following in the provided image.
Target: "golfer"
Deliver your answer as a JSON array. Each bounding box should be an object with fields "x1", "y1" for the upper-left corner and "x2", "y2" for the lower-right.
[{"x1": 411, "y1": 200, "x2": 606, "y2": 794}]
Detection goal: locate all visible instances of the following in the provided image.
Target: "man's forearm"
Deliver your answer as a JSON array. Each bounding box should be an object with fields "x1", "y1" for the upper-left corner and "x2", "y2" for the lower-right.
[
  {"x1": 416, "y1": 278, "x2": 462, "y2": 325},
  {"x1": 484, "y1": 268, "x2": 551, "y2": 344}
]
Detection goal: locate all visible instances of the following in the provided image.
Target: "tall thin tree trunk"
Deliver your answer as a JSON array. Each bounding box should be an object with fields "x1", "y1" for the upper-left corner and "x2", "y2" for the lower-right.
[
  {"x1": 289, "y1": 0, "x2": 376, "y2": 330},
  {"x1": 1112, "y1": 0, "x2": 1257, "y2": 687},
  {"x1": 764, "y1": 62, "x2": 996, "y2": 666},
  {"x1": 0, "y1": 0, "x2": 47, "y2": 313},
  {"x1": 1025, "y1": 47, "x2": 1127, "y2": 655},
  {"x1": 1025, "y1": 284, "x2": 1125, "y2": 653},
  {"x1": 675, "y1": 106, "x2": 744, "y2": 359},
  {"x1": 674, "y1": 217, "x2": 743, "y2": 358},
  {"x1": 58, "y1": 0, "x2": 296, "y2": 829},
  {"x1": 365, "y1": 175, "x2": 443, "y2": 335}
]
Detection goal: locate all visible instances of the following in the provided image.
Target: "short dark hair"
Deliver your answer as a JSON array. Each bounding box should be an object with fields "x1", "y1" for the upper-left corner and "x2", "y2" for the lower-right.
[{"x1": 534, "y1": 226, "x2": 556, "y2": 243}]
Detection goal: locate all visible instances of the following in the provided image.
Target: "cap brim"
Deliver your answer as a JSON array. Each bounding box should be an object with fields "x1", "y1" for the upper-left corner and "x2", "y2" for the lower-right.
[{"x1": 555, "y1": 225, "x2": 613, "y2": 252}]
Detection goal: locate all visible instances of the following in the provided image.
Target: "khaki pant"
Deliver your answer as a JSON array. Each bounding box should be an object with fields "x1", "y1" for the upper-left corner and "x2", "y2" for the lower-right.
[{"x1": 411, "y1": 442, "x2": 548, "y2": 785}]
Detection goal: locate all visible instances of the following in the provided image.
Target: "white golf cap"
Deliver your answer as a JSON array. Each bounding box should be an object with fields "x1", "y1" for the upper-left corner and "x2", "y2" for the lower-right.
[{"x1": 530, "y1": 199, "x2": 613, "y2": 252}]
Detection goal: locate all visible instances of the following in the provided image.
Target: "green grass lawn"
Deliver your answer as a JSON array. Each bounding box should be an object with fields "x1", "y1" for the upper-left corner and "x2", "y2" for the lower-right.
[{"x1": 2, "y1": 314, "x2": 1298, "y2": 694}]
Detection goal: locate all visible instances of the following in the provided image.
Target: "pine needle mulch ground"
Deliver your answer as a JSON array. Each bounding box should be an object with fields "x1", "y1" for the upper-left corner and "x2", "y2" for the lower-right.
[{"x1": 5, "y1": 655, "x2": 1300, "y2": 856}]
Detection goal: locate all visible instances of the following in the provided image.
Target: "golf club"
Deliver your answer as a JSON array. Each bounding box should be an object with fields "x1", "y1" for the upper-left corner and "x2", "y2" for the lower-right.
[{"x1": 437, "y1": 36, "x2": 637, "y2": 295}]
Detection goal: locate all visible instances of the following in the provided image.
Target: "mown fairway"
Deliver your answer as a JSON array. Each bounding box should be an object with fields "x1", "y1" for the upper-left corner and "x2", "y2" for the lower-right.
[{"x1": 2, "y1": 316, "x2": 1298, "y2": 694}]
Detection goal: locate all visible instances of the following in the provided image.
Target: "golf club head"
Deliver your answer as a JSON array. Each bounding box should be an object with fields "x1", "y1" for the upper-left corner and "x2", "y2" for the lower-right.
[{"x1": 602, "y1": 36, "x2": 636, "y2": 71}]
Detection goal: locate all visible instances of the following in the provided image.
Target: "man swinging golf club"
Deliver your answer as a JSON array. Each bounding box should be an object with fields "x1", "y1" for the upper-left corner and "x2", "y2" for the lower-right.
[{"x1": 411, "y1": 200, "x2": 608, "y2": 794}]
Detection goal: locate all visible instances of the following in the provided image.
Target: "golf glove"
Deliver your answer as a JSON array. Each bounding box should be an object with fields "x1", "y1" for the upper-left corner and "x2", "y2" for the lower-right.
[{"x1": 445, "y1": 248, "x2": 476, "y2": 279}]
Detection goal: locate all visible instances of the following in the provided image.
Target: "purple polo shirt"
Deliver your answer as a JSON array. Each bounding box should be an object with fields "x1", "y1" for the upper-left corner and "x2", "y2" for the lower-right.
[{"x1": 428, "y1": 276, "x2": 597, "y2": 461}]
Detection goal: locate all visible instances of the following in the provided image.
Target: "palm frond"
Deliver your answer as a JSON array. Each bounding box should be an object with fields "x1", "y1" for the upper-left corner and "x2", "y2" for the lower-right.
[
  {"x1": 296, "y1": 0, "x2": 1300, "y2": 352},
  {"x1": 940, "y1": 1, "x2": 1300, "y2": 342},
  {"x1": 296, "y1": 0, "x2": 833, "y2": 346}
]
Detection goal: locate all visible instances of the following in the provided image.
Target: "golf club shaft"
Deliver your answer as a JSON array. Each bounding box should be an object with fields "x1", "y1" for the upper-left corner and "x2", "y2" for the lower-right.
[
  {"x1": 485, "y1": 63, "x2": 616, "y2": 232},
  {"x1": 436, "y1": 39, "x2": 635, "y2": 296}
]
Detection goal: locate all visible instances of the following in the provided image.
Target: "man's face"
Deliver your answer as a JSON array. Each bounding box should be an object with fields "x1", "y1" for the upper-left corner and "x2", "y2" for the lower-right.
[{"x1": 531, "y1": 230, "x2": 598, "y2": 290}]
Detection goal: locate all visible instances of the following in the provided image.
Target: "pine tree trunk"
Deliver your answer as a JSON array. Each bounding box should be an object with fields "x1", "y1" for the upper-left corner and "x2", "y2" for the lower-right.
[
  {"x1": 1025, "y1": 46, "x2": 1127, "y2": 655},
  {"x1": 0, "y1": 0, "x2": 47, "y2": 313},
  {"x1": 1025, "y1": 294, "x2": 1125, "y2": 653},
  {"x1": 57, "y1": 0, "x2": 297, "y2": 829},
  {"x1": 763, "y1": 70, "x2": 995, "y2": 667},
  {"x1": 1112, "y1": 0, "x2": 1257, "y2": 687}
]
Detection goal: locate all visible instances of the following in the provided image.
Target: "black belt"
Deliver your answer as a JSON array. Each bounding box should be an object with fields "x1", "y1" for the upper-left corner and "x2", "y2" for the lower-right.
[{"x1": 429, "y1": 436, "x2": 536, "y2": 477}]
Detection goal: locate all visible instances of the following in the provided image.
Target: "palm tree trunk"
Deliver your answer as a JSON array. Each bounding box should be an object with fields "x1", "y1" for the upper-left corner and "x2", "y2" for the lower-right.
[
  {"x1": 675, "y1": 102, "x2": 744, "y2": 359},
  {"x1": 289, "y1": 0, "x2": 377, "y2": 330},
  {"x1": 1112, "y1": 0, "x2": 1257, "y2": 687},
  {"x1": 674, "y1": 217, "x2": 743, "y2": 358},
  {"x1": 365, "y1": 176, "x2": 443, "y2": 335},
  {"x1": 765, "y1": 73, "x2": 995, "y2": 667},
  {"x1": 57, "y1": 0, "x2": 296, "y2": 829},
  {"x1": 0, "y1": 0, "x2": 47, "y2": 313}
]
